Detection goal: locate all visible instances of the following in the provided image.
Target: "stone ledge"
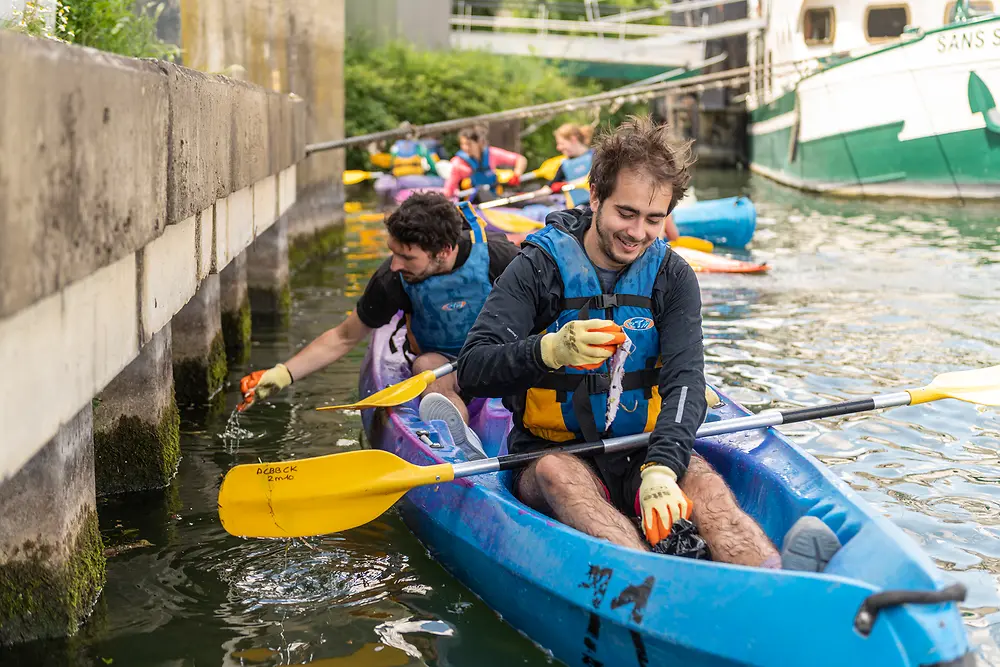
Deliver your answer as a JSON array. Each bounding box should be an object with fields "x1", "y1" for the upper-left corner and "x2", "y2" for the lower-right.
[
  {"x1": 0, "y1": 31, "x2": 305, "y2": 320},
  {"x1": 0, "y1": 32, "x2": 168, "y2": 320}
]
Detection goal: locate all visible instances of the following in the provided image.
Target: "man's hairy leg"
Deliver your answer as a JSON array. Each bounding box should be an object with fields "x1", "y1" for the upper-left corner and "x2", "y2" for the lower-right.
[
  {"x1": 518, "y1": 453, "x2": 648, "y2": 551},
  {"x1": 681, "y1": 454, "x2": 779, "y2": 567}
]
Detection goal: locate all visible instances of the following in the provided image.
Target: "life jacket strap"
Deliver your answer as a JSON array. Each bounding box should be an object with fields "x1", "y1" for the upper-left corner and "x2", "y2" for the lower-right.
[
  {"x1": 563, "y1": 293, "x2": 652, "y2": 320},
  {"x1": 536, "y1": 367, "x2": 658, "y2": 395}
]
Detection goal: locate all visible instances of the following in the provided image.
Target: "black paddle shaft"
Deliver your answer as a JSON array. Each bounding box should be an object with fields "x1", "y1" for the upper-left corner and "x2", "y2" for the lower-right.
[{"x1": 456, "y1": 393, "x2": 907, "y2": 478}]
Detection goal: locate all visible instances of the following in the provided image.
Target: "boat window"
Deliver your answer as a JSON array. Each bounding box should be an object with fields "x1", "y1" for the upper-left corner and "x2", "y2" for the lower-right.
[
  {"x1": 865, "y1": 4, "x2": 911, "y2": 41},
  {"x1": 802, "y1": 7, "x2": 835, "y2": 44},
  {"x1": 944, "y1": 0, "x2": 994, "y2": 22}
]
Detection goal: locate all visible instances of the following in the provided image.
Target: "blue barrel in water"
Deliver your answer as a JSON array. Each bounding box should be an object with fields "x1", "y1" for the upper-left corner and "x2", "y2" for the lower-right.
[{"x1": 673, "y1": 196, "x2": 756, "y2": 248}]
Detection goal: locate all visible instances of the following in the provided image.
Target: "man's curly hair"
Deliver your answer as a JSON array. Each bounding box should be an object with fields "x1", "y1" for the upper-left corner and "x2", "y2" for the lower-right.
[
  {"x1": 589, "y1": 115, "x2": 695, "y2": 214},
  {"x1": 384, "y1": 192, "x2": 464, "y2": 255}
]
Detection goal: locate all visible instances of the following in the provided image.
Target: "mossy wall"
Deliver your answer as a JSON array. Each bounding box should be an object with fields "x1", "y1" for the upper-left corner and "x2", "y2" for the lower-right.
[
  {"x1": 0, "y1": 509, "x2": 105, "y2": 644},
  {"x1": 173, "y1": 331, "x2": 227, "y2": 406},
  {"x1": 94, "y1": 396, "x2": 180, "y2": 496}
]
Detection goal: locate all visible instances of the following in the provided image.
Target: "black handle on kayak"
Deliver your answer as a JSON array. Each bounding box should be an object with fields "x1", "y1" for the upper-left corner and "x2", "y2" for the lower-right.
[
  {"x1": 854, "y1": 583, "x2": 967, "y2": 636},
  {"x1": 452, "y1": 390, "x2": 914, "y2": 478}
]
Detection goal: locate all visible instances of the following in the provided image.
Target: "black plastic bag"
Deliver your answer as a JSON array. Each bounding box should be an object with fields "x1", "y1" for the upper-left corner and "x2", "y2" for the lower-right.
[{"x1": 651, "y1": 518, "x2": 712, "y2": 560}]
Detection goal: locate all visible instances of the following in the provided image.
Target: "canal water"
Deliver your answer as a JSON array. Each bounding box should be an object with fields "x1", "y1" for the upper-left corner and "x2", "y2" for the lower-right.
[{"x1": 9, "y1": 170, "x2": 1000, "y2": 666}]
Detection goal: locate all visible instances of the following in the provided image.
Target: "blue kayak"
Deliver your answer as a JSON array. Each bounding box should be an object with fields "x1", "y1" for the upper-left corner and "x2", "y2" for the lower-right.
[
  {"x1": 673, "y1": 196, "x2": 757, "y2": 248},
  {"x1": 360, "y1": 316, "x2": 971, "y2": 666},
  {"x1": 494, "y1": 196, "x2": 757, "y2": 248}
]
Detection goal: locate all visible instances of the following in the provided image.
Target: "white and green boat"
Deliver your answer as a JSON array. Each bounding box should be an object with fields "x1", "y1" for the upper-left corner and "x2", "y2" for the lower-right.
[{"x1": 747, "y1": 0, "x2": 1000, "y2": 199}]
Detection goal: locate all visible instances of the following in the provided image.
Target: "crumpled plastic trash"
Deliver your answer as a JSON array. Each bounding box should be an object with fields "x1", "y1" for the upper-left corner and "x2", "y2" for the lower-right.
[{"x1": 651, "y1": 518, "x2": 712, "y2": 560}]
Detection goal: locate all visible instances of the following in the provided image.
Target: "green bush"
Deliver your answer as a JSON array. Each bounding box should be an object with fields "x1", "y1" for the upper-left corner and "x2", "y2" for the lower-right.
[
  {"x1": 345, "y1": 38, "x2": 608, "y2": 169},
  {"x1": 64, "y1": 0, "x2": 178, "y2": 60},
  {"x1": 2, "y1": 1, "x2": 178, "y2": 61}
]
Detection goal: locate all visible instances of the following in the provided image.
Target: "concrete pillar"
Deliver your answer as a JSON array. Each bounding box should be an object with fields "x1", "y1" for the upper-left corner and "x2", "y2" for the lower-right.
[
  {"x1": 246, "y1": 218, "x2": 290, "y2": 323},
  {"x1": 172, "y1": 274, "x2": 227, "y2": 406},
  {"x1": 487, "y1": 119, "x2": 522, "y2": 154},
  {"x1": 93, "y1": 325, "x2": 180, "y2": 496},
  {"x1": 0, "y1": 405, "x2": 105, "y2": 644},
  {"x1": 220, "y1": 252, "x2": 251, "y2": 363}
]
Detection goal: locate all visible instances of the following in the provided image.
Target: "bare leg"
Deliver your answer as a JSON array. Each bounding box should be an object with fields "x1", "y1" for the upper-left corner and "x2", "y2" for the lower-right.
[
  {"x1": 681, "y1": 454, "x2": 779, "y2": 567},
  {"x1": 518, "y1": 453, "x2": 648, "y2": 551},
  {"x1": 413, "y1": 353, "x2": 468, "y2": 423}
]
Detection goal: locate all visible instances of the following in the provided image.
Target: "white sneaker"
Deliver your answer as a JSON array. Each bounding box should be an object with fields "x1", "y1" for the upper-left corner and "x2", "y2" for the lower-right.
[{"x1": 419, "y1": 393, "x2": 486, "y2": 460}]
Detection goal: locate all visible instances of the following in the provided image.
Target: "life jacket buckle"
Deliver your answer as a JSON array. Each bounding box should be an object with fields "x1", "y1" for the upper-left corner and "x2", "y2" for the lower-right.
[{"x1": 589, "y1": 294, "x2": 618, "y2": 310}]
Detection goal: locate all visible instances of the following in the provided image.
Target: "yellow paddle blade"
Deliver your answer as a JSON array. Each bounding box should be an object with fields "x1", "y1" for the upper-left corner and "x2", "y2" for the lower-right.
[
  {"x1": 480, "y1": 208, "x2": 545, "y2": 234},
  {"x1": 343, "y1": 170, "x2": 379, "y2": 185},
  {"x1": 370, "y1": 152, "x2": 392, "y2": 169},
  {"x1": 531, "y1": 155, "x2": 566, "y2": 181},
  {"x1": 344, "y1": 201, "x2": 364, "y2": 213},
  {"x1": 316, "y1": 369, "x2": 437, "y2": 411},
  {"x1": 908, "y1": 365, "x2": 1000, "y2": 406},
  {"x1": 218, "y1": 450, "x2": 455, "y2": 538},
  {"x1": 670, "y1": 236, "x2": 715, "y2": 252}
]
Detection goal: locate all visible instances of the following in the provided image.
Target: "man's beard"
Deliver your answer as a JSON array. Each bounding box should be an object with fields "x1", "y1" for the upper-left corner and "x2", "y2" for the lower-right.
[
  {"x1": 400, "y1": 257, "x2": 444, "y2": 284},
  {"x1": 594, "y1": 204, "x2": 648, "y2": 268}
]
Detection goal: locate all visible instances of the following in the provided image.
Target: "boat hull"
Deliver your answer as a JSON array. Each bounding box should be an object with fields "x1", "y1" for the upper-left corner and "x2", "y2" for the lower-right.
[
  {"x1": 360, "y1": 317, "x2": 970, "y2": 667},
  {"x1": 748, "y1": 17, "x2": 1000, "y2": 200}
]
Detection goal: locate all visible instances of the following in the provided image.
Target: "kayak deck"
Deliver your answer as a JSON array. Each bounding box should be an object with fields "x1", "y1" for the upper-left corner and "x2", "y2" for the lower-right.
[{"x1": 360, "y1": 317, "x2": 969, "y2": 667}]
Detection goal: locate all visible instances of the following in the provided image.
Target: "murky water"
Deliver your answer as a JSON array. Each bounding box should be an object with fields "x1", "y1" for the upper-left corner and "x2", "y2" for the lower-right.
[{"x1": 9, "y1": 171, "x2": 1000, "y2": 666}]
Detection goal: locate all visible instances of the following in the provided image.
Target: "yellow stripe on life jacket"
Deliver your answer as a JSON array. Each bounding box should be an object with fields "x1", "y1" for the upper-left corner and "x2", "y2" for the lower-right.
[
  {"x1": 524, "y1": 388, "x2": 577, "y2": 443},
  {"x1": 392, "y1": 155, "x2": 426, "y2": 177}
]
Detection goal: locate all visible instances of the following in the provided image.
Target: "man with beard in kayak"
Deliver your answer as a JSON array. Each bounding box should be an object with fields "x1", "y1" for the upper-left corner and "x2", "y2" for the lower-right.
[
  {"x1": 457, "y1": 116, "x2": 841, "y2": 570},
  {"x1": 239, "y1": 192, "x2": 520, "y2": 458}
]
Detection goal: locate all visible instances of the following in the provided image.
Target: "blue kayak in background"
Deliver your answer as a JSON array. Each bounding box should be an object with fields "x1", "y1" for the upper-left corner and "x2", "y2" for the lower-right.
[
  {"x1": 504, "y1": 196, "x2": 758, "y2": 248},
  {"x1": 360, "y1": 315, "x2": 972, "y2": 667},
  {"x1": 673, "y1": 196, "x2": 757, "y2": 248}
]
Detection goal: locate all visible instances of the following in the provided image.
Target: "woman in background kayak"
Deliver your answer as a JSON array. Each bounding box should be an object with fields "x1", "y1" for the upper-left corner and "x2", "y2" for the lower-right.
[
  {"x1": 443, "y1": 124, "x2": 527, "y2": 202},
  {"x1": 548, "y1": 123, "x2": 594, "y2": 208}
]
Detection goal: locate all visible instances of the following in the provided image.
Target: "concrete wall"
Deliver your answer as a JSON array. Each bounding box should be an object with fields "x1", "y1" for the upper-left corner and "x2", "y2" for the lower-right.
[
  {"x1": 0, "y1": 30, "x2": 303, "y2": 484},
  {"x1": 347, "y1": 0, "x2": 451, "y2": 50},
  {"x1": 178, "y1": 0, "x2": 346, "y2": 234}
]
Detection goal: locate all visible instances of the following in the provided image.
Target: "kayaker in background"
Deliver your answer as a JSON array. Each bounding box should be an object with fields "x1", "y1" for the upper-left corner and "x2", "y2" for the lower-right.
[
  {"x1": 457, "y1": 116, "x2": 841, "y2": 571},
  {"x1": 442, "y1": 124, "x2": 528, "y2": 202},
  {"x1": 548, "y1": 122, "x2": 682, "y2": 239},
  {"x1": 548, "y1": 123, "x2": 594, "y2": 207},
  {"x1": 389, "y1": 137, "x2": 446, "y2": 178},
  {"x1": 240, "y1": 192, "x2": 521, "y2": 458}
]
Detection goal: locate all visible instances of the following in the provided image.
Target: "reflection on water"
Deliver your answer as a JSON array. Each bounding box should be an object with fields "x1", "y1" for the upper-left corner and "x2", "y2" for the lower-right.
[{"x1": 8, "y1": 173, "x2": 1000, "y2": 666}]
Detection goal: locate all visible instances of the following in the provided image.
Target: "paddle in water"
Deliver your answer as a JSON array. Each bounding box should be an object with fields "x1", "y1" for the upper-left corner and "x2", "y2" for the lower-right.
[{"x1": 217, "y1": 365, "x2": 1000, "y2": 538}]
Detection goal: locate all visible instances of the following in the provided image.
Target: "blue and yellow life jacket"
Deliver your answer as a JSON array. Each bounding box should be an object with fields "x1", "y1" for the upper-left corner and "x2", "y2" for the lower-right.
[
  {"x1": 521, "y1": 221, "x2": 666, "y2": 443},
  {"x1": 559, "y1": 150, "x2": 593, "y2": 207},
  {"x1": 456, "y1": 147, "x2": 497, "y2": 189},
  {"x1": 391, "y1": 139, "x2": 428, "y2": 177},
  {"x1": 401, "y1": 202, "x2": 492, "y2": 357}
]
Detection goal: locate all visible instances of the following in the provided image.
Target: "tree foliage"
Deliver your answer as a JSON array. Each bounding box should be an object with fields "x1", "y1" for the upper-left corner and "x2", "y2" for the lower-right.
[
  {"x1": 2, "y1": 1, "x2": 178, "y2": 60},
  {"x1": 345, "y1": 37, "x2": 607, "y2": 169}
]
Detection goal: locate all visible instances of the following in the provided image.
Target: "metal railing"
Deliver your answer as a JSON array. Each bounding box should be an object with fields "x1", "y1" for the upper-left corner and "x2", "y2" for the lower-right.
[{"x1": 306, "y1": 65, "x2": 754, "y2": 154}]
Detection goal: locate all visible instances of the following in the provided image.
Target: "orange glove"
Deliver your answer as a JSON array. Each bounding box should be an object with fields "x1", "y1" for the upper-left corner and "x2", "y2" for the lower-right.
[
  {"x1": 550, "y1": 181, "x2": 566, "y2": 193},
  {"x1": 639, "y1": 465, "x2": 693, "y2": 546},
  {"x1": 571, "y1": 323, "x2": 625, "y2": 370},
  {"x1": 238, "y1": 364, "x2": 292, "y2": 411}
]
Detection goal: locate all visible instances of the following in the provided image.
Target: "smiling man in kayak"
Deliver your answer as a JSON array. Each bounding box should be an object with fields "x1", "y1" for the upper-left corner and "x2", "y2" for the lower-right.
[
  {"x1": 240, "y1": 192, "x2": 520, "y2": 456},
  {"x1": 457, "y1": 117, "x2": 841, "y2": 570}
]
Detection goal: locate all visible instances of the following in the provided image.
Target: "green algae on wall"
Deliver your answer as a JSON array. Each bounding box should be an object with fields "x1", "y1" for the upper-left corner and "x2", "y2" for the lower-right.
[
  {"x1": 94, "y1": 396, "x2": 181, "y2": 496},
  {"x1": 0, "y1": 509, "x2": 105, "y2": 644},
  {"x1": 221, "y1": 296, "x2": 252, "y2": 365},
  {"x1": 173, "y1": 331, "x2": 228, "y2": 406}
]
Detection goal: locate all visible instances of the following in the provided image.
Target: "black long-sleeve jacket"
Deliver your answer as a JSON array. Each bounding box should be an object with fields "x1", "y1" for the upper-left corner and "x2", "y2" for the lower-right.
[{"x1": 456, "y1": 206, "x2": 707, "y2": 480}]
